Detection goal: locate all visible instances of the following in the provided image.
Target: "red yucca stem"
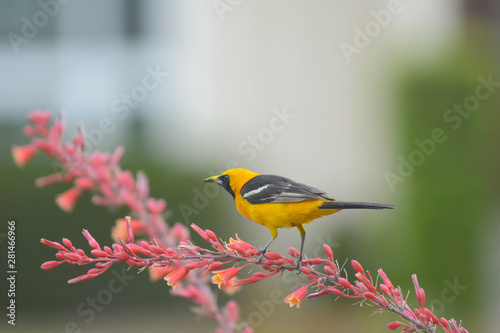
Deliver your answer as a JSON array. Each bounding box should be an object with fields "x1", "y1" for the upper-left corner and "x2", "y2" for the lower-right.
[{"x1": 14, "y1": 111, "x2": 467, "y2": 333}]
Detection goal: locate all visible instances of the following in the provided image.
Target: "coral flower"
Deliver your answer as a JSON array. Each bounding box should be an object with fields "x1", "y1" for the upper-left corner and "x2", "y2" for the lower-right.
[
  {"x1": 164, "y1": 267, "x2": 189, "y2": 290},
  {"x1": 12, "y1": 144, "x2": 39, "y2": 167},
  {"x1": 212, "y1": 266, "x2": 246, "y2": 289},
  {"x1": 55, "y1": 187, "x2": 82, "y2": 212},
  {"x1": 284, "y1": 285, "x2": 309, "y2": 308},
  {"x1": 111, "y1": 218, "x2": 147, "y2": 242}
]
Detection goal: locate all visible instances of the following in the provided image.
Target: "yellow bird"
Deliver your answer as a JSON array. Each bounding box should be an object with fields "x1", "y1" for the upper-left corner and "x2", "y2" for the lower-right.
[{"x1": 203, "y1": 168, "x2": 394, "y2": 267}]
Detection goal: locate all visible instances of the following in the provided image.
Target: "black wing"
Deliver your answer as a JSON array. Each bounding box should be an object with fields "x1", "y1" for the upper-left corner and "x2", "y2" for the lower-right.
[{"x1": 240, "y1": 174, "x2": 335, "y2": 204}]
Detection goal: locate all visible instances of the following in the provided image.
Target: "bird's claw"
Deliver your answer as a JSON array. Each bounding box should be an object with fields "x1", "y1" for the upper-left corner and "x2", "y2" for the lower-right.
[
  {"x1": 296, "y1": 255, "x2": 303, "y2": 273},
  {"x1": 257, "y1": 248, "x2": 268, "y2": 263}
]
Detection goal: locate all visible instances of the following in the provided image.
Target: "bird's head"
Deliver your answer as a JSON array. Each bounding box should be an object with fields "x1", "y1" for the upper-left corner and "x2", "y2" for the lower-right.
[{"x1": 203, "y1": 168, "x2": 259, "y2": 199}]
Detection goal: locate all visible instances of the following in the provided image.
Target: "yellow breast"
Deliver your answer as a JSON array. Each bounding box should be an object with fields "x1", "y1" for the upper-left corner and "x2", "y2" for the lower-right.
[{"x1": 235, "y1": 196, "x2": 340, "y2": 229}]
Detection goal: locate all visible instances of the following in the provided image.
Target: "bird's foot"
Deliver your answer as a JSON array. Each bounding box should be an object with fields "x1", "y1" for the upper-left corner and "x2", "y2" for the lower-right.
[
  {"x1": 296, "y1": 255, "x2": 303, "y2": 273},
  {"x1": 257, "y1": 247, "x2": 268, "y2": 263}
]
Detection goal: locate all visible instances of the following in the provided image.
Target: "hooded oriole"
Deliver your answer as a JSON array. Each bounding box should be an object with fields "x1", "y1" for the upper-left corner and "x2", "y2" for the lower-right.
[{"x1": 203, "y1": 168, "x2": 394, "y2": 267}]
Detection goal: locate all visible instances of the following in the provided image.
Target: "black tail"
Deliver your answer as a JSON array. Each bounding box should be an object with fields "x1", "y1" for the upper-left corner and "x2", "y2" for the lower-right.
[{"x1": 319, "y1": 201, "x2": 395, "y2": 210}]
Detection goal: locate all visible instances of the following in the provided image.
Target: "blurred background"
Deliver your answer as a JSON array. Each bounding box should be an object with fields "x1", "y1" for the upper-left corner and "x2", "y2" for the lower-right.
[{"x1": 1, "y1": 0, "x2": 499, "y2": 332}]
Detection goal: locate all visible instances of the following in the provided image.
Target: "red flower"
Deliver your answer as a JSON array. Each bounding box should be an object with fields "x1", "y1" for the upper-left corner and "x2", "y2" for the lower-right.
[
  {"x1": 164, "y1": 267, "x2": 190, "y2": 290},
  {"x1": 111, "y1": 218, "x2": 147, "y2": 242},
  {"x1": 148, "y1": 266, "x2": 174, "y2": 281},
  {"x1": 146, "y1": 198, "x2": 166, "y2": 215},
  {"x1": 378, "y1": 268, "x2": 394, "y2": 290},
  {"x1": 12, "y1": 144, "x2": 39, "y2": 168},
  {"x1": 227, "y1": 234, "x2": 256, "y2": 253},
  {"x1": 55, "y1": 187, "x2": 82, "y2": 212},
  {"x1": 225, "y1": 300, "x2": 239, "y2": 325},
  {"x1": 284, "y1": 285, "x2": 309, "y2": 308},
  {"x1": 75, "y1": 177, "x2": 95, "y2": 190},
  {"x1": 212, "y1": 266, "x2": 246, "y2": 289}
]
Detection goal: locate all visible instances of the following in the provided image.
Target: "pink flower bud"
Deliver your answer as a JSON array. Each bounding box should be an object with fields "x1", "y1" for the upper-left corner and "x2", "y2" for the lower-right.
[
  {"x1": 63, "y1": 252, "x2": 81, "y2": 261},
  {"x1": 288, "y1": 247, "x2": 300, "y2": 258},
  {"x1": 205, "y1": 229, "x2": 217, "y2": 241},
  {"x1": 62, "y1": 238, "x2": 73, "y2": 248},
  {"x1": 302, "y1": 258, "x2": 324, "y2": 265},
  {"x1": 387, "y1": 322, "x2": 402, "y2": 330},
  {"x1": 136, "y1": 171, "x2": 149, "y2": 199},
  {"x1": 41, "y1": 261, "x2": 63, "y2": 270},
  {"x1": 191, "y1": 224, "x2": 209, "y2": 242},
  {"x1": 378, "y1": 268, "x2": 394, "y2": 290},
  {"x1": 68, "y1": 274, "x2": 96, "y2": 283},
  {"x1": 185, "y1": 261, "x2": 209, "y2": 270},
  {"x1": 75, "y1": 177, "x2": 94, "y2": 190},
  {"x1": 73, "y1": 132, "x2": 85, "y2": 148},
  {"x1": 380, "y1": 284, "x2": 390, "y2": 295},
  {"x1": 351, "y1": 260, "x2": 364, "y2": 274},
  {"x1": 323, "y1": 244, "x2": 333, "y2": 258},
  {"x1": 324, "y1": 265, "x2": 335, "y2": 276},
  {"x1": 116, "y1": 170, "x2": 134, "y2": 189},
  {"x1": 149, "y1": 245, "x2": 166, "y2": 254},
  {"x1": 264, "y1": 252, "x2": 283, "y2": 260},
  {"x1": 338, "y1": 277, "x2": 354, "y2": 290},
  {"x1": 363, "y1": 292, "x2": 376, "y2": 300},
  {"x1": 412, "y1": 274, "x2": 426, "y2": 309},
  {"x1": 329, "y1": 288, "x2": 346, "y2": 297},
  {"x1": 82, "y1": 229, "x2": 100, "y2": 249},
  {"x1": 306, "y1": 289, "x2": 331, "y2": 299},
  {"x1": 91, "y1": 249, "x2": 108, "y2": 258},
  {"x1": 23, "y1": 125, "x2": 37, "y2": 137},
  {"x1": 226, "y1": 300, "x2": 239, "y2": 324},
  {"x1": 35, "y1": 173, "x2": 64, "y2": 188},
  {"x1": 300, "y1": 266, "x2": 311, "y2": 275},
  {"x1": 114, "y1": 252, "x2": 131, "y2": 261},
  {"x1": 207, "y1": 261, "x2": 226, "y2": 271},
  {"x1": 110, "y1": 146, "x2": 125, "y2": 165},
  {"x1": 170, "y1": 223, "x2": 189, "y2": 242}
]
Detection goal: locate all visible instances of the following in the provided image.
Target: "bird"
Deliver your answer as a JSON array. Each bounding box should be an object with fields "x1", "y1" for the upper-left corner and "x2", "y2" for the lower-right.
[{"x1": 203, "y1": 168, "x2": 394, "y2": 268}]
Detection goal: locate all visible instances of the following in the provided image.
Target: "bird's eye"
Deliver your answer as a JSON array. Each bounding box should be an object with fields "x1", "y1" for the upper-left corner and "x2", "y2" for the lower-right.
[{"x1": 221, "y1": 175, "x2": 229, "y2": 183}]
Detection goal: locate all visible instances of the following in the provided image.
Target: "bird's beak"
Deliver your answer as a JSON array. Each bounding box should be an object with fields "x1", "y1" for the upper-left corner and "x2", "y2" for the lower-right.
[{"x1": 203, "y1": 175, "x2": 219, "y2": 184}]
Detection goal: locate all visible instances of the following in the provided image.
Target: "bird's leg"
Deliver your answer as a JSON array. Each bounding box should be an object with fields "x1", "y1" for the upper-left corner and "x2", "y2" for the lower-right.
[
  {"x1": 257, "y1": 234, "x2": 277, "y2": 263},
  {"x1": 297, "y1": 225, "x2": 306, "y2": 271}
]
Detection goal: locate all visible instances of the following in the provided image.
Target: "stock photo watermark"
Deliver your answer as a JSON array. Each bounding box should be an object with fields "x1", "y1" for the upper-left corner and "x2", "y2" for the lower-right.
[
  {"x1": 339, "y1": 0, "x2": 408, "y2": 64},
  {"x1": 178, "y1": 106, "x2": 296, "y2": 224},
  {"x1": 212, "y1": 0, "x2": 244, "y2": 21},
  {"x1": 385, "y1": 74, "x2": 499, "y2": 192},
  {"x1": 6, "y1": 220, "x2": 17, "y2": 326},
  {"x1": 7, "y1": 0, "x2": 72, "y2": 53},
  {"x1": 87, "y1": 64, "x2": 169, "y2": 153},
  {"x1": 430, "y1": 277, "x2": 467, "y2": 316},
  {"x1": 51, "y1": 267, "x2": 136, "y2": 333},
  {"x1": 49, "y1": 64, "x2": 169, "y2": 177},
  {"x1": 236, "y1": 233, "x2": 339, "y2": 329}
]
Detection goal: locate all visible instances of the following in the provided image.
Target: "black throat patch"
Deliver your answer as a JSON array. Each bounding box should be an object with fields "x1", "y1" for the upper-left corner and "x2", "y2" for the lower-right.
[{"x1": 219, "y1": 176, "x2": 235, "y2": 199}]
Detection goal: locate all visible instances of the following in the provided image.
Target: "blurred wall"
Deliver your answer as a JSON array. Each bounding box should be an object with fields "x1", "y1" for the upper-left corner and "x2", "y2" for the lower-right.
[{"x1": 1, "y1": 1, "x2": 499, "y2": 332}]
